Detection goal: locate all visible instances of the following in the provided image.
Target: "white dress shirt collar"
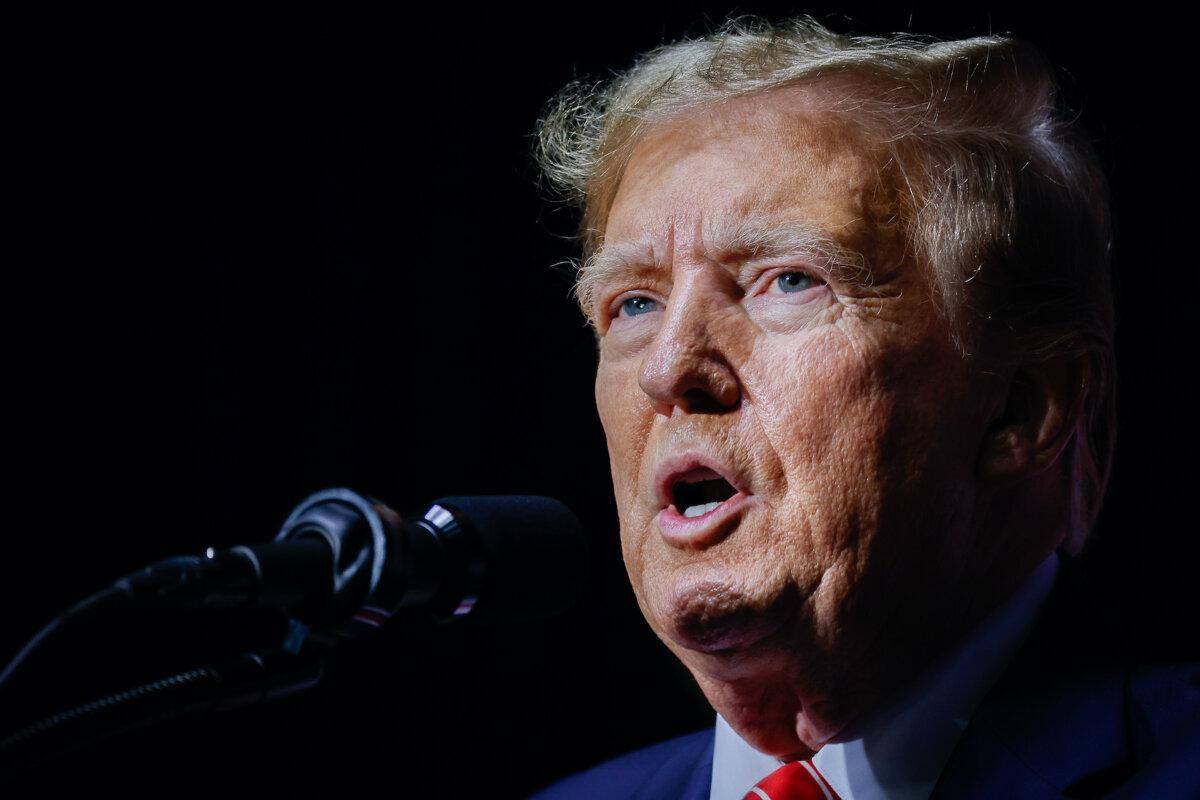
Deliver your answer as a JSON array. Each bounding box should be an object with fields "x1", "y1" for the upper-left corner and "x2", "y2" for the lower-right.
[{"x1": 711, "y1": 553, "x2": 1060, "y2": 800}]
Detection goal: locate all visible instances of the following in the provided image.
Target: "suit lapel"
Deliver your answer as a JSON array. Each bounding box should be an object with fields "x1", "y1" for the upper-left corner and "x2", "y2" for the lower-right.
[
  {"x1": 632, "y1": 729, "x2": 714, "y2": 800},
  {"x1": 677, "y1": 735, "x2": 716, "y2": 800}
]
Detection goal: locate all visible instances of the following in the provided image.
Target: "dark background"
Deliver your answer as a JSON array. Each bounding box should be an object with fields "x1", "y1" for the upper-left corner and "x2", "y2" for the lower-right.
[{"x1": 5, "y1": 4, "x2": 1194, "y2": 795}]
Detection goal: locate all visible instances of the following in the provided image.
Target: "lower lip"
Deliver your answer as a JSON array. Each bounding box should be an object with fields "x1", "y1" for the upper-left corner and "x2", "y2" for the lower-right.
[{"x1": 656, "y1": 491, "x2": 752, "y2": 549}]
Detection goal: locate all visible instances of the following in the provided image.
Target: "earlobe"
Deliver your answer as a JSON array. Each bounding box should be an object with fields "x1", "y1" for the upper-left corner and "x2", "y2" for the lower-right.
[{"x1": 977, "y1": 357, "x2": 1088, "y2": 480}]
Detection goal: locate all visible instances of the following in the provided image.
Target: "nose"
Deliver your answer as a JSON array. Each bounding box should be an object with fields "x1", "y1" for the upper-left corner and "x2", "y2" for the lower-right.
[{"x1": 637, "y1": 279, "x2": 741, "y2": 416}]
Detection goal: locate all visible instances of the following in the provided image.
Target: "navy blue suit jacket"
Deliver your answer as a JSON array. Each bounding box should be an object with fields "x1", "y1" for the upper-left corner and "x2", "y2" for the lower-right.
[{"x1": 532, "y1": 554, "x2": 1199, "y2": 799}]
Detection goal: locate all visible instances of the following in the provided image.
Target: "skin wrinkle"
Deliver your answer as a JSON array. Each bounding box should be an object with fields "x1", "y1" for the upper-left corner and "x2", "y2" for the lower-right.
[
  {"x1": 591, "y1": 83, "x2": 1063, "y2": 761},
  {"x1": 582, "y1": 102, "x2": 895, "y2": 326}
]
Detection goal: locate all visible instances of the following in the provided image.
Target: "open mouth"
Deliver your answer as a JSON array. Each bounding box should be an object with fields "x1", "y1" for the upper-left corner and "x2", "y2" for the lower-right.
[{"x1": 670, "y1": 468, "x2": 738, "y2": 518}]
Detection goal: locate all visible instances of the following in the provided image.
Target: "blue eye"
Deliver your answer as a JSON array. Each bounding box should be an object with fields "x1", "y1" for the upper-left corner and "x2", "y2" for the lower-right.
[
  {"x1": 776, "y1": 272, "x2": 815, "y2": 293},
  {"x1": 620, "y1": 296, "x2": 659, "y2": 317}
]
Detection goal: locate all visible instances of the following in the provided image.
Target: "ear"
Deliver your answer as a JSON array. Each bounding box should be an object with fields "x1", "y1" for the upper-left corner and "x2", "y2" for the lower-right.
[{"x1": 977, "y1": 356, "x2": 1088, "y2": 479}]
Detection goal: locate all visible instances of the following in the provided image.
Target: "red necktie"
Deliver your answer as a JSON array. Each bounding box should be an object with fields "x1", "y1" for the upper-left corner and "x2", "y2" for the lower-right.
[{"x1": 741, "y1": 760, "x2": 841, "y2": 800}]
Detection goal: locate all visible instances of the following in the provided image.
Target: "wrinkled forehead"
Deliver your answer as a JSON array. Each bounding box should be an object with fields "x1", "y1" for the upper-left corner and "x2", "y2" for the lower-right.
[
  {"x1": 601, "y1": 86, "x2": 895, "y2": 251},
  {"x1": 593, "y1": 87, "x2": 902, "y2": 290}
]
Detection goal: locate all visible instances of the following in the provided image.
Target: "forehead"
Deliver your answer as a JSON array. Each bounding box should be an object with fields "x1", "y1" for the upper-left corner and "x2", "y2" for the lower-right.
[{"x1": 603, "y1": 85, "x2": 892, "y2": 253}]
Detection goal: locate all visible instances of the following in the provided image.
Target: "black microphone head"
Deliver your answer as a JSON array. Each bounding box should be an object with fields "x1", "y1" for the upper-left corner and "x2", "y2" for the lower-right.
[{"x1": 427, "y1": 495, "x2": 587, "y2": 623}]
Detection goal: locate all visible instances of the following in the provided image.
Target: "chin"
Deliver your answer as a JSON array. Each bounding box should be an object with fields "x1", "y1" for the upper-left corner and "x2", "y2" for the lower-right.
[{"x1": 649, "y1": 566, "x2": 797, "y2": 656}]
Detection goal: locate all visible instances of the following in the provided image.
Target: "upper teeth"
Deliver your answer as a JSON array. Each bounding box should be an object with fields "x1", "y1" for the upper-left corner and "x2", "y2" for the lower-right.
[{"x1": 683, "y1": 501, "x2": 723, "y2": 518}]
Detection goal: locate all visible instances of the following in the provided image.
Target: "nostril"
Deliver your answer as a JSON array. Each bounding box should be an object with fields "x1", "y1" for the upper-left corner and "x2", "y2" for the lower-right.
[{"x1": 681, "y1": 388, "x2": 734, "y2": 414}]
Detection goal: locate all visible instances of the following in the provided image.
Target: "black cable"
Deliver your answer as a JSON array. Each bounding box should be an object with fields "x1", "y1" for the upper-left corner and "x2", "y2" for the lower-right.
[
  {"x1": 0, "y1": 585, "x2": 129, "y2": 703},
  {"x1": 0, "y1": 650, "x2": 323, "y2": 776},
  {"x1": 0, "y1": 666, "x2": 216, "y2": 767}
]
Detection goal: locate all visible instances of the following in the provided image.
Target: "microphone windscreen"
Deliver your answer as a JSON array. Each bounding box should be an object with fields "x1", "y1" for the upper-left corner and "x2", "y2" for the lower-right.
[{"x1": 430, "y1": 495, "x2": 587, "y2": 623}]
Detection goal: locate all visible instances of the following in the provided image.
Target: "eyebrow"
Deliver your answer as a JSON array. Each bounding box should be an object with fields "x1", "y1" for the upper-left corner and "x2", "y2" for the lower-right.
[{"x1": 576, "y1": 219, "x2": 869, "y2": 323}]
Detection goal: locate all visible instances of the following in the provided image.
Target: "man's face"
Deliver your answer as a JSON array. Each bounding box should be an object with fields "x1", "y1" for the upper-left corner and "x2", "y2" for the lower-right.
[{"x1": 590, "y1": 88, "x2": 1000, "y2": 758}]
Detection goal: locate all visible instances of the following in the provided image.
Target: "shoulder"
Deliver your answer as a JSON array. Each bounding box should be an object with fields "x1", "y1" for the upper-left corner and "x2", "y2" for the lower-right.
[
  {"x1": 530, "y1": 727, "x2": 715, "y2": 800},
  {"x1": 1117, "y1": 661, "x2": 1200, "y2": 797},
  {"x1": 935, "y1": 553, "x2": 1200, "y2": 798}
]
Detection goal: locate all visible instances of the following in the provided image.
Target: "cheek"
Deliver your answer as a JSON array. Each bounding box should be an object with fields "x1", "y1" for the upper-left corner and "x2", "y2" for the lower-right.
[
  {"x1": 741, "y1": 326, "x2": 921, "y2": 574},
  {"x1": 595, "y1": 358, "x2": 652, "y2": 518},
  {"x1": 747, "y1": 330, "x2": 889, "y2": 484},
  {"x1": 595, "y1": 360, "x2": 655, "y2": 608}
]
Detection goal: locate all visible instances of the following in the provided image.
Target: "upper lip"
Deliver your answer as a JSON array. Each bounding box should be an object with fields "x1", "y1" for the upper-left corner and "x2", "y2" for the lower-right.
[{"x1": 654, "y1": 450, "x2": 751, "y2": 511}]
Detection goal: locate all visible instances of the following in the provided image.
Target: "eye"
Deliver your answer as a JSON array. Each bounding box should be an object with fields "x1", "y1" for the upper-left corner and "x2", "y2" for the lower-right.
[
  {"x1": 618, "y1": 295, "x2": 660, "y2": 317},
  {"x1": 774, "y1": 271, "x2": 818, "y2": 293}
]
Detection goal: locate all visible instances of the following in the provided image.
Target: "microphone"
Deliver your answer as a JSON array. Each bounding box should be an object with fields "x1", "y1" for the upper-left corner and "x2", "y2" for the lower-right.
[
  {"x1": 114, "y1": 489, "x2": 588, "y2": 637},
  {"x1": 0, "y1": 490, "x2": 586, "y2": 755},
  {"x1": 1, "y1": 489, "x2": 587, "y2": 706}
]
